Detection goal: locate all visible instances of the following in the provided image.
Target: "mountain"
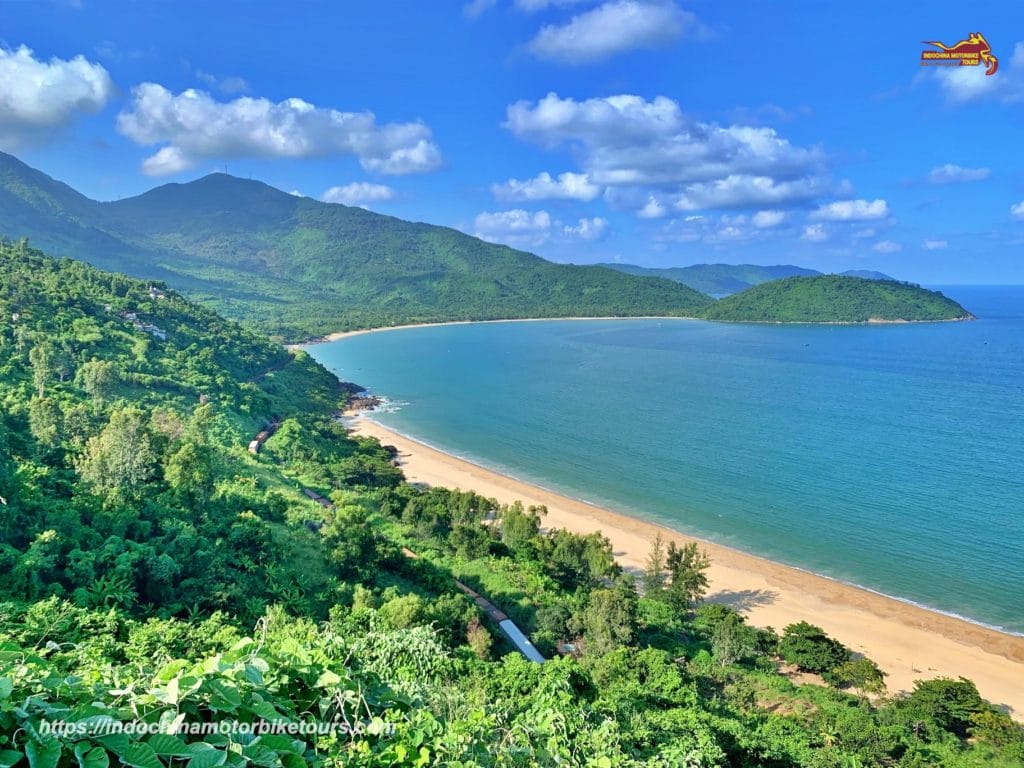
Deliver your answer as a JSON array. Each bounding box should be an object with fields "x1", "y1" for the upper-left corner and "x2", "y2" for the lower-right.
[
  {"x1": 697, "y1": 275, "x2": 973, "y2": 323},
  {"x1": 599, "y1": 262, "x2": 894, "y2": 296},
  {"x1": 0, "y1": 151, "x2": 711, "y2": 341}
]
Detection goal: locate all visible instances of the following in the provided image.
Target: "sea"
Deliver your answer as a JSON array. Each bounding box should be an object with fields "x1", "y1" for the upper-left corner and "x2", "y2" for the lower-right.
[{"x1": 307, "y1": 285, "x2": 1024, "y2": 635}]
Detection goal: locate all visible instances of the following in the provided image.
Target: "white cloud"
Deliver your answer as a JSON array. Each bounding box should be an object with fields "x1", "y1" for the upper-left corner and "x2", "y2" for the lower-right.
[
  {"x1": 929, "y1": 42, "x2": 1024, "y2": 104},
  {"x1": 117, "y1": 83, "x2": 443, "y2": 176},
  {"x1": 322, "y1": 182, "x2": 396, "y2": 207},
  {"x1": 637, "y1": 196, "x2": 667, "y2": 218},
  {"x1": 927, "y1": 164, "x2": 990, "y2": 184},
  {"x1": 810, "y1": 199, "x2": 889, "y2": 221},
  {"x1": 563, "y1": 216, "x2": 609, "y2": 240},
  {"x1": 752, "y1": 209, "x2": 786, "y2": 228},
  {"x1": 528, "y1": 1, "x2": 701, "y2": 64},
  {"x1": 872, "y1": 240, "x2": 901, "y2": 253},
  {"x1": 1011, "y1": 201, "x2": 1024, "y2": 220},
  {"x1": 463, "y1": 0, "x2": 496, "y2": 18},
  {"x1": 493, "y1": 171, "x2": 600, "y2": 201},
  {"x1": 675, "y1": 175, "x2": 828, "y2": 210},
  {"x1": 196, "y1": 71, "x2": 249, "y2": 95},
  {"x1": 0, "y1": 45, "x2": 114, "y2": 148},
  {"x1": 801, "y1": 224, "x2": 828, "y2": 242},
  {"x1": 474, "y1": 209, "x2": 553, "y2": 247},
  {"x1": 504, "y1": 93, "x2": 826, "y2": 199},
  {"x1": 922, "y1": 239, "x2": 948, "y2": 250},
  {"x1": 516, "y1": 0, "x2": 591, "y2": 10}
]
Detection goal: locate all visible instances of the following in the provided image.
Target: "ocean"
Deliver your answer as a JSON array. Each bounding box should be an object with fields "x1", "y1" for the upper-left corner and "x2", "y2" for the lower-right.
[{"x1": 308, "y1": 285, "x2": 1024, "y2": 635}]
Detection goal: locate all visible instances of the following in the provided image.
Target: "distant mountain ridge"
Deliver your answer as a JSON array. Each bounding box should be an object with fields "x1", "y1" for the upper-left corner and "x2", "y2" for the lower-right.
[
  {"x1": 0, "y1": 151, "x2": 711, "y2": 341},
  {"x1": 597, "y1": 262, "x2": 895, "y2": 296}
]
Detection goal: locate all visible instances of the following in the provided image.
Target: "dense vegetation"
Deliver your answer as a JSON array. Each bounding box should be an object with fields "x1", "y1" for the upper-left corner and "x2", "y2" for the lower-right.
[
  {"x1": 697, "y1": 276, "x2": 973, "y2": 323},
  {"x1": 0, "y1": 241, "x2": 1019, "y2": 765},
  {"x1": 0, "y1": 152, "x2": 711, "y2": 342},
  {"x1": 598, "y1": 263, "x2": 894, "y2": 297}
]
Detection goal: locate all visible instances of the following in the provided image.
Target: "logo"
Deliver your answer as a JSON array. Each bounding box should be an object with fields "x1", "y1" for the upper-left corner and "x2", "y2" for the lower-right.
[{"x1": 921, "y1": 33, "x2": 998, "y2": 75}]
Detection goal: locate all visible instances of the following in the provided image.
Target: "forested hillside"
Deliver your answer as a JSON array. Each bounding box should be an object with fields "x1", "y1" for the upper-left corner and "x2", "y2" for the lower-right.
[
  {"x1": 0, "y1": 152, "x2": 711, "y2": 342},
  {"x1": 698, "y1": 275, "x2": 973, "y2": 323},
  {"x1": 0, "y1": 241, "x2": 1019, "y2": 766}
]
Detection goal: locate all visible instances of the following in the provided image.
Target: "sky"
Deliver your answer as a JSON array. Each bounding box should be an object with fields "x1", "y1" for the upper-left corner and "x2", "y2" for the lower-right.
[{"x1": 1, "y1": 0, "x2": 1023, "y2": 283}]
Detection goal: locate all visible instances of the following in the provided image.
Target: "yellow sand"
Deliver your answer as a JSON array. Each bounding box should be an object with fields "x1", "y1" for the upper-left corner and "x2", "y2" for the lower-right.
[{"x1": 350, "y1": 415, "x2": 1024, "y2": 719}]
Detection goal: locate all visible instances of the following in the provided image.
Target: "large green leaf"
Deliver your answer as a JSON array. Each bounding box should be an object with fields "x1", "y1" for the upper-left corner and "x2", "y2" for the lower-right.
[
  {"x1": 0, "y1": 749, "x2": 23, "y2": 768},
  {"x1": 25, "y1": 741, "x2": 60, "y2": 768},
  {"x1": 120, "y1": 743, "x2": 163, "y2": 768},
  {"x1": 146, "y1": 736, "x2": 190, "y2": 758},
  {"x1": 184, "y1": 747, "x2": 226, "y2": 768},
  {"x1": 73, "y1": 744, "x2": 109, "y2": 768}
]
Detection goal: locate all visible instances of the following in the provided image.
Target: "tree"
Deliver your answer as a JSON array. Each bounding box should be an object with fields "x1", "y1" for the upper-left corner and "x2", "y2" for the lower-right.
[
  {"x1": 28, "y1": 397, "x2": 61, "y2": 452},
  {"x1": 466, "y1": 617, "x2": 493, "y2": 660},
  {"x1": 75, "y1": 407, "x2": 156, "y2": 500},
  {"x1": 575, "y1": 584, "x2": 638, "y2": 656},
  {"x1": 540, "y1": 528, "x2": 619, "y2": 591},
  {"x1": 29, "y1": 343, "x2": 53, "y2": 397},
  {"x1": 664, "y1": 541, "x2": 710, "y2": 613},
  {"x1": 77, "y1": 359, "x2": 117, "y2": 406},
  {"x1": 164, "y1": 441, "x2": 217, "y2": 504},
  {"x1": 778, "y1": 621, "x2": 850, "y2": 675},
  {"x1": 903, "y1": 677, "x2": 986, "y2": 738},
  {"x1": 829, "y1": 657, "x2": 886, "y2": 694},
  {"x1": 643, "y1": 532, "x2": 667, "y2": 594},
  {"x1": 711, "y1": 611, "x2": 758, "y2": 666},
  {"x1": 500, "y1": 501, "x2": 543, "y2": 557}
]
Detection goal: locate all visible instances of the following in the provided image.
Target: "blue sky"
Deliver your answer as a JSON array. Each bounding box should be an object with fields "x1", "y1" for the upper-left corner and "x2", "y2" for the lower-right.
[{"x1": 2, "y1": 0, "x2": 1023, "y2": 282}]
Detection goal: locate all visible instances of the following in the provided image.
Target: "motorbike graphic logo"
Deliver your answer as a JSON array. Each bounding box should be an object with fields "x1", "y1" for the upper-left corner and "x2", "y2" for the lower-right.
[{"x1": 921, "y1": 33, "x2": 998, "y2": 76}]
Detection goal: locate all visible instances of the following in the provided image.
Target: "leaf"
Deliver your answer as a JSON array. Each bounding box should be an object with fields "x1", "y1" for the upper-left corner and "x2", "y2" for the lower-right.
[
  {"x1": 203, "y1": 680, "x2": 241, "y2": 712},
  {"x1": 121, "y1": 743, "x2": 163, "y2": 768},
  {"x1": 94, "y1": 736, "x2": 129, "y2": 758},
  {"x1": 25, "y1": 741, "x2": 60, "y2": 768},
  {"x1": 250, "y1": 737, "x2": 296, "y2": 756},
  {"x1": 0, "y1": 678, "x2": 13, "y2": 699},
  {"x1": 313, "y1": 670, "x2": 340, "y2": 688},
  {"x1": 147, "y1": 736, "x2": 190, "y2": 758},
  {"x1": 185, "y1": 748, "x2": 226, "y2": 768},
  {"x1": 74, "y1": 744, "x2": 109, "y2": 768},
  {"x1": 0, "y1": 750, "x2": 23, "y2": 768}
]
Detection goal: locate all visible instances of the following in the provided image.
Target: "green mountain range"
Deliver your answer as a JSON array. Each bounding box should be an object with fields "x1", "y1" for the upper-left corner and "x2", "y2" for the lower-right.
[
  {"x1": 0, "y1": 151, "x2": 710, "y2": 342},
  {"x1": 598, "y1": 262, "x2": 894, "y2": 296},
  {"x1": 700, "y1": 275, "x2": 974, "y2": 323}
]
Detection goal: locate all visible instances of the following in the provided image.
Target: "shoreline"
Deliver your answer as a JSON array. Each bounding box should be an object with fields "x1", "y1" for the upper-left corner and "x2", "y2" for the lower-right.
[
  {"x1": 294, "y1": 316, "x2": 698, "y2": 348},
  {"x1": 349, "y1": 414, "x2": 1024, "y2": 719},
  {"x1": 292, "y1": 312, "x2": 971, "y2": 349}
]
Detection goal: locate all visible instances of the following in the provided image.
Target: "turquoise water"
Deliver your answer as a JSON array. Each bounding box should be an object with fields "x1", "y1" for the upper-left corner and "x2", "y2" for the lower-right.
[{"x1": 308, "y1": 286, "x2": 1024, "y2": 634}]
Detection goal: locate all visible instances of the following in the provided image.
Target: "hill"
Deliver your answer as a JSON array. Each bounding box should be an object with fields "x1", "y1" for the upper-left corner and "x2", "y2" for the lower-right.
[
  {"x1": 599, "y1": 262, "x2": 894, "y2": 296},
  {"x1": 1, "y1": 241, "x2": 1020, "y2": 763},
  {"x1": 697, "y1": 275, "x2": 974, "y2": 323},
  {"x1": 0, "y1": 152, "x2": 711, "y2": 341}
]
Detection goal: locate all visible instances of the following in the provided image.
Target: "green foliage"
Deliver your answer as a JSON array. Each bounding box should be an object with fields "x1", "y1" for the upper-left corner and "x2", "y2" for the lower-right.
[
  {"x1": 660, "y1": 541, "x2": 711, "y2": 613},
  {"x1": 778, "y1": 621, "x2": 852, "y2": 675},
  {"x1": 0, "y1": 241, "x2": 1020, "y2": 766},
  {"x1": 698, "y1": 275, "x2": 973, "y2": 323}
]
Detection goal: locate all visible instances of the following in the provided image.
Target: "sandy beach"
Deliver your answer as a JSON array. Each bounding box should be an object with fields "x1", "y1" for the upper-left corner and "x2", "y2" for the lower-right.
[{"x1": 349, "y1": 414, "x2": 1024, "y2": 719}]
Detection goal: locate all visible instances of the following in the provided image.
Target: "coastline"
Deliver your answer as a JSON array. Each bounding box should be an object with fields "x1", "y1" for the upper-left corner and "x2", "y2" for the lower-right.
[
  {"x1": 292, "y1": 312, "x2": 972, "y2": 349},
  {"x1": 349, "y1": 414, "x2": 1024, "y2": 719},
  {"x1": 295, "y1": 316, "x2": 698, "y2": 348}
]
